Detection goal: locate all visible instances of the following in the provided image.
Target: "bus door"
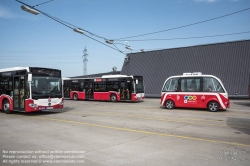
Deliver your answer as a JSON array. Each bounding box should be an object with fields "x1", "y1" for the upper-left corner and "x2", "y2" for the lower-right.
[
  {"x1": 63, "y1": 80, "x2": 70, "y2": 98},
  {"x1": 85, "y1": 81, "x2": 93, "y2": 99},
  {"x1": 120, "y1": 80, "x2": 132, "y2": 100},
  {"x1": 13, "y1": 76, "x2": 25, "y2": 111}
]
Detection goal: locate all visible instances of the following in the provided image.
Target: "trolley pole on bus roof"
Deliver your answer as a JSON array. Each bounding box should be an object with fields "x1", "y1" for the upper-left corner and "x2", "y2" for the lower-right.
[{"x1": 82, "y1": 47, "x2": 88, "y2": 76}]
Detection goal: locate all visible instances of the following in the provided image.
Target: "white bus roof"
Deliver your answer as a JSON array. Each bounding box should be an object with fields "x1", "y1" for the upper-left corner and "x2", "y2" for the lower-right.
[
  {"x1": 63, "y1": 75, "x2": 135, "y2": 81},
  {"x1": 62, "y1": 77, "x2": 72, "y2": 80},
  {"x1": 166, "y1": 72, "x2": 221, "y2": 80},
  {"x1": 0, "y1": 67, "x2": 30, "y2": 72},
  {"x1": 102, "y1": 74, "x2": 133, "y2": 78}
]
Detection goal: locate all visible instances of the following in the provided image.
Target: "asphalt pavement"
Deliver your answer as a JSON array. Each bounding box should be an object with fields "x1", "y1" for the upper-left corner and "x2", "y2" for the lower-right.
[{"x1": 0, "y1": 98, "x2": 249, "y2": 166}]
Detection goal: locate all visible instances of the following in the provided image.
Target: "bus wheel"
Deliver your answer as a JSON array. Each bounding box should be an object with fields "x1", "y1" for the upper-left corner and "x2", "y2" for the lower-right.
[
  {"x1": 3, "y1": 100, "x2": 11, "y2": 114},
  {"x1": 73, "y1": 93, "x2": 78, "y2": 101},
  {"x1": 165, "y1": 100, "x2": 174, "y2": 109},
  {"x1": 208, "y1": 101, "x2": 219, "y2": 112},
  {"x1": 110, "y1": 94, "x2": 117, "y2": 102}
]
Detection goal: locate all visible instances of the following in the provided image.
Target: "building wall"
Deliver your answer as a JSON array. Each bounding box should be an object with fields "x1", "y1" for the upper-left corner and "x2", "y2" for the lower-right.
[{"x1": 121, "y1": 40, "x2": 250, "y2": 97}]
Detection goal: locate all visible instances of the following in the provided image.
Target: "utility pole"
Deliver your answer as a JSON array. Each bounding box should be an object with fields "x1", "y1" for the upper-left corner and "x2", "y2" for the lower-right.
[{"x1": 82, "y1": 47, "x2": 88, "y2": 75}]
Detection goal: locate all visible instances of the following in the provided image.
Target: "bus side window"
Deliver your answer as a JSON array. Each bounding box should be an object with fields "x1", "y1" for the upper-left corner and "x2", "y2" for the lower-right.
[
  {"x1": 80, "y1": 81, "x2": 84, "y2": 91},
  {"x1": 163, "y1": 78, "x2": 178, "y2": 91},
  {"x1": 203, "y1": 77, "x2": 224, "y2": 93},
  {"x1": 188, "y1": 80, "x2": 197, "y2": 91},
  {"x1": 181, "y1": 79, "x2": 187, "y2": 91},
  {"x1": 203, "y1": 77, "x2": 211, "y2": 92},
  {"x1": 182, "y1": 78, "x2": 200, "y2": 92},
  {"x1": 113, "y1": 82, "x2": 118, "y2": 91},
  {"x1": 212, "y1": 78, "x2": 225, "y2": 92}
]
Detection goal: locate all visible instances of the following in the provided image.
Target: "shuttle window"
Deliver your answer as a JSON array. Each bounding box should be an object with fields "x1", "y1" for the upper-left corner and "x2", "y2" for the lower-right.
[
  {"x1": 203, "y1": 77, "x2": 225, "y2": 93},
  {"x1": 181, "y1": 78, "x2": 200, "y2": 92},
  {"x1": 162, "y1": 78, "x2": 178, "y2": 92}
]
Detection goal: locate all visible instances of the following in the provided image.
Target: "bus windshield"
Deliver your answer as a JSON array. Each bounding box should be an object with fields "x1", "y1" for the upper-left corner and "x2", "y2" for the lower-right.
[
  {"x1": 135, "y1": 79, "x2": 144, "y2": 93},
  {"x1": 31, "y1": 76, "x2": 62, "y2": 99}
]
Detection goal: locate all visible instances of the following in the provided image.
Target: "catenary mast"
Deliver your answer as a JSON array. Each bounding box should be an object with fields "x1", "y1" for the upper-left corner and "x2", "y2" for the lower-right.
[{"x1": 82, "y1": 47, "x2": 88, "y2": 75}]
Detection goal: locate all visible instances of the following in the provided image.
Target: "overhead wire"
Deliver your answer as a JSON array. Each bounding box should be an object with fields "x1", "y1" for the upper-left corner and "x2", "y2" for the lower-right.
[
  {"x1": 115, "y1": 31, "x2": 250, "y2": 41},
  {"x1": 15, "y1": 0, "x2": 125, "y2": 54},
  {"x1": 2, "y1": 29, "x2": 249, "y2": 54},
  {"x1": 14, "y1": 0, "x2": 250, "y2": 54},
  {"x1": 17, "y1": 0, "x2": 107, "y2": 40},
  {"x1": 41, "y1": 11, "x2": 107, "y2": 40},
  {"x1": 113, "y1": 7, "x2": 250, "y2": 40},
  {"x1": 42, "y1": 12, "x2": 125, "y2": 54},
  {"x1": 40, "y1": 13, "x2": 125, "y2": 54},
  {"x1": 32, "y1": 0, "x2": 53, "y2": 7},
  {"x1": 83, "y1": 34, "x2": 126, "y2": 55},
  {"x1": 1, "y1": 29, "x2": 249, "y2": 55}
]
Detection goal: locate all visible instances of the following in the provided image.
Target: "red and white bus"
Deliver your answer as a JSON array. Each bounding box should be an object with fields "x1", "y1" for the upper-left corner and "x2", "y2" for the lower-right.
[
  {"x1": 63, "y1": 75, "x2": 144, "y2": 102},
  {"x1": 0, "y1": 67, "x2": 64, "y2": 113},
  {"x1": 160, "y1": 72, "x2": 230, "y2": 112}
]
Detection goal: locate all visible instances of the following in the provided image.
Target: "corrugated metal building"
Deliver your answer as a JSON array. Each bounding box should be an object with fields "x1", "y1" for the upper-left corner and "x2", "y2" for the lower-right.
[{"x1": 121, "y1": 40, "x2": 250, "y2": 98}]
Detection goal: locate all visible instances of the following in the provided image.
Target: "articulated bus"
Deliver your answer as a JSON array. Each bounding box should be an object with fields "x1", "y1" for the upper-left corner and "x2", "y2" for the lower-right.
[
  {"x1": 0, "y1": 67, "x2": 64, "y2": 113},
  {"x1": 161, "y1": 72, "x2": 230, "y2": 112},
  {"x1": 63, "y1": 75, "x2": 145, "y2": 102}
]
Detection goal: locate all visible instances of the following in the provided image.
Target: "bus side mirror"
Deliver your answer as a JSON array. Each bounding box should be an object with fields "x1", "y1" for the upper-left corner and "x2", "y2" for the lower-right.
[
  {"x1": 28, "y1": 73, "x2": 32, "y2": 82},
  {"x1": 136, "y1": 79, "x2": 138, "y2": 84}
]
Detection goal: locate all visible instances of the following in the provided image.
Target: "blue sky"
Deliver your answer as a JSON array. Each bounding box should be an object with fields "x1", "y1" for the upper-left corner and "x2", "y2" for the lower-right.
[{"x1": 0, "y1": 0, "x2": 249, "y2": 77}]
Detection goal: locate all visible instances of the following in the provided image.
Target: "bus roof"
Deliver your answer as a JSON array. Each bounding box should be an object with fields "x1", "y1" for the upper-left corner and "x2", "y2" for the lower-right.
[
  {"x1": 0, "y1": 67, "x2": 30, "y2": 72},
  {"x1": 102, "y1": 74, "x2": 133, "y2": 78},
  {"x1": 166, "y1": 72, "x2": 221, "y2": 80},
  {"x1": 63, "y1": 75, "x2": 140, "y2": 81}
]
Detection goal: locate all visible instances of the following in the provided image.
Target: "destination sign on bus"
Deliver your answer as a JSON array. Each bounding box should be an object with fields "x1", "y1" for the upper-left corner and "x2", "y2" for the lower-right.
[{"x1": 94, "y1": 78, "x2": 102, "y2": 82}]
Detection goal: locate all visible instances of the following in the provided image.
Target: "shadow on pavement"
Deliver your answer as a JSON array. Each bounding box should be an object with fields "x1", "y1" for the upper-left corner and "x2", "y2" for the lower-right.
[
  {"x1": 159, "y1": 106, "x2": 228, "y2": 113},
  {"x1": 227, "y1": 117, "x2": 250, "y2": 135},
  {"x1": 231, "y1": 100, "x2": 250, "y2": 107},
  {"x1": 1, "y1": 107, "x2": 74, "y2": 116}
]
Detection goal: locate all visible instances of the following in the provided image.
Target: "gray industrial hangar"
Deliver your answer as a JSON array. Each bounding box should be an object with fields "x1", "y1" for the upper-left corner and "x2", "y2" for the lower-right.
[
  {"x1": 120, "y1": 39, "x2": 250, "y2": 98},
  {"x1": 69, "y1": 40, "x2": 250, "y2": 98}
]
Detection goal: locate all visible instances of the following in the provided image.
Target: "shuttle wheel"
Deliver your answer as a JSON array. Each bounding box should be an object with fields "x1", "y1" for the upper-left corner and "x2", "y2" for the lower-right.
[
  {"x1": 208, "y1": 101, "x2": 219, "y2": 112},
  {"x1": 3, "y1": 100, "x2": 11, "y2": 114},
  {"x1": 73, "y1": 93, "x2": 78, "y2": 101},
  {"x1": 110, "y1": 94, "x2": 117, "y2": 102},
  {"x1": 165, "y1": 100, "x2": 175, "y2": 109}
]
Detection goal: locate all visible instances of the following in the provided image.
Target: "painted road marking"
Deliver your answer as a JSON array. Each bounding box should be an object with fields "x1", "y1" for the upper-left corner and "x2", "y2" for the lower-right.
[
  {"x1": 67, "y1": 111, "x2": 250, "y2": 130},
  {"x1": 8, "y1": 114, "x2": 250, "y2": 147}
]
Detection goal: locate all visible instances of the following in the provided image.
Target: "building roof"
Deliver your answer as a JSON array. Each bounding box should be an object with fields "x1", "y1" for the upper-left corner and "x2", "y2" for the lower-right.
[
  {"x1": 131, "y1": 39, "x2": 250, "y2": 55},
  {"x1": 121, "y1": 39, "x2": 250, "y2": 97}
]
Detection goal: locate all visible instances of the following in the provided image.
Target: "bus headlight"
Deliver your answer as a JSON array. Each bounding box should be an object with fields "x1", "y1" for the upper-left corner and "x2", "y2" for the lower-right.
[
  {"x1": 59, "y1": 101, "x2": 64, "y2": 105},
  {"x1": 29, "y1": 103, "x2": 38, "y2": 108}
]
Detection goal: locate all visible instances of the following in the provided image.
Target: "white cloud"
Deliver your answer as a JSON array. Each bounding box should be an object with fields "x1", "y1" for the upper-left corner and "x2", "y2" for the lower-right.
[{"x1": 0, "y1": 5, "x2": 15, "y2": 19}]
